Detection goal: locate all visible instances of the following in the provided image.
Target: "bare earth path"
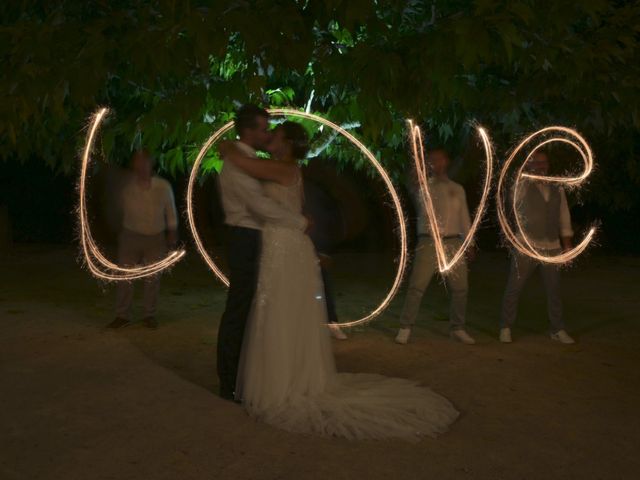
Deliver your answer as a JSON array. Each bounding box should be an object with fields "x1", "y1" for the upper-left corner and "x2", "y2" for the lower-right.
[{"x1": 1, "y1": 246, "x2": 639, "y2": 480}]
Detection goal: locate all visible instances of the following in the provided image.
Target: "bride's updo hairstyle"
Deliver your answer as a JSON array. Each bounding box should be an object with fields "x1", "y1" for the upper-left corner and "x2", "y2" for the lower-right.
[{"x1": 279, "y1": 121, "x2": 309, "y2": 159}]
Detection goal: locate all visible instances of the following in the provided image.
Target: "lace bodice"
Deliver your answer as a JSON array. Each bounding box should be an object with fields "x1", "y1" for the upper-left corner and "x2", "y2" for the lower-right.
[{"x1": 262, "y1": 169, "x2": 303, "y2": 215}]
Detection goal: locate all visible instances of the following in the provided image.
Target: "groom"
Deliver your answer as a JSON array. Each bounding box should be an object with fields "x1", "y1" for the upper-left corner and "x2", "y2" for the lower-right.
[{"x1": 217, "y1": 104, "x2": 308, "y2": 401}]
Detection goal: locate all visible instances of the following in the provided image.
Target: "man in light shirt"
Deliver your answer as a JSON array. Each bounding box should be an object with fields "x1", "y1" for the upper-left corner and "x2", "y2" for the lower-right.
[
  {"x1": 396, "y1": 149, "x2": 476, "y2": 345},
  {"x1": 108, "y1": 150, "x2": 178, "y2": 330},
  {"x1": 216, "y1": 105, "x2": 308, "y2": 401},
  {"x1": 499, "y1": 150, "x2": 575, "y2": 344}
]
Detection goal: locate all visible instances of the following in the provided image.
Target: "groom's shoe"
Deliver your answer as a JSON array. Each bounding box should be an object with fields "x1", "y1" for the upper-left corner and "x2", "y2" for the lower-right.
[
  {"x1": 395, "y1": 327, "x2": 411, "y2": 345},
  {"x1": 450, "y1": 329, "x2": 476, "y2": 345},
  {"x1": 329, "y1": 324, "x2": 348, "y2": 340},
  {"x1": 220, "y1": 394, "x2": 242, "y2": 405},
  {"x1": 219, "y1": 388, "x2": 235, "y2": 402}
]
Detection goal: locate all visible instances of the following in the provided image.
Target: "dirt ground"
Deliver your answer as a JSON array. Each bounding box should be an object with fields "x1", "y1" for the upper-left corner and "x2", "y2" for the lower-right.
[{"x1": 1, "y1": 245, "x2": 639, "y2": 480}]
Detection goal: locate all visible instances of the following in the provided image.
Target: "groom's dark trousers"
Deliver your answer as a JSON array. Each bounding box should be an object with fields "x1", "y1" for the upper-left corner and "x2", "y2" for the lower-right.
[{"x1": 217, "y1": 226, "x2": 261, "y2": 399}]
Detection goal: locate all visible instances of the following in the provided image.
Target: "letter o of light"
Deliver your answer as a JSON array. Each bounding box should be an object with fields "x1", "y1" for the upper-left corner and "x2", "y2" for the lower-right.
[{"x1": 186, "y1": 108, "x2": 408, "y2": 327}]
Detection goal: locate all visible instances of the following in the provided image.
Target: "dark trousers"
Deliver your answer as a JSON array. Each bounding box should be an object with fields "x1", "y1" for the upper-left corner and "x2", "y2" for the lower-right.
[
  {"x1": 217, "y1": 226, "x2": 261, "y2": 397},
  {"x1": 500, "y1": 250, "x2": 564, "y2": 333},
  {"x1": 320, "y1": 265, "x2": 338, "y2": 323}
]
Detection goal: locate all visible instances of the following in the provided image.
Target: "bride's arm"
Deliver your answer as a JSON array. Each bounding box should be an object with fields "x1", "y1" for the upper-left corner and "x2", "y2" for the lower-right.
[{"x1": 218, "y1": 141, "x2": 297, "y2": 185}]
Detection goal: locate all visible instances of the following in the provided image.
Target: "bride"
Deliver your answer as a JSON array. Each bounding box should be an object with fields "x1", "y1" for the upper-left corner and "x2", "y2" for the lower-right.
[{"x1": 218, "y1": 121, "x2": 459, "y2": 440}]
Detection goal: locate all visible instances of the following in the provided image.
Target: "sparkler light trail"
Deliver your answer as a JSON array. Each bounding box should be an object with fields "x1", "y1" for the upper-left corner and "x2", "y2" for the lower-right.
[
  {"x1": 407, "y1": 120, "x2": 494, "y2": 273},
  {"x1": 79, "y1": 108, "x2": 186, "y2": 281},
  {"x1": 186, "y1": 108, "x2": 408, "y2": 327},
  {"x1": 496, "y1": 126, "x2": 596, "y2": 264},
  {"x1": 185, "y1": 120, "x2": 235, "y2": 287}
]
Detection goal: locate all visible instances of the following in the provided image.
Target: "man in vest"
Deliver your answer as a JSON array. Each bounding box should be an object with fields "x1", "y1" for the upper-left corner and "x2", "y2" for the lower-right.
[
  {"x1": 395, "y1": 148, "x2": 476, "y2": 345},
  {"x1": 499, "y1": 150, "x2": 576, "y2": 344}
]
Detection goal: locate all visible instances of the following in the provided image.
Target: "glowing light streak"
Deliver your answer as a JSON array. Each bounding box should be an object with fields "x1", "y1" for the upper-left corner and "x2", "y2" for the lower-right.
[
  {"x1": 79, "y1": 108, "x2": 186, "y2": 281},
  {"x1": 186, "y1": 108, "x2": 408, "y2": 327},
  {"x1": 407, "y1": 120, "x2": 494, "y2": 273},
  {"x1": 496, "y1": 126, "x2": 596, "y2": 264},
  {"x1": 186, "y1": 120, "x2": 235, "y2": 287},
  {"x1": 307, "y1": 121, "x2": 360, "y2": 159}
]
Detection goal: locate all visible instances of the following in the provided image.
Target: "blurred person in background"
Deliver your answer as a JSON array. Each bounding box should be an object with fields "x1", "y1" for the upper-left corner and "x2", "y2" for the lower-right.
[
  {"x1": 107, "y1": 149, "x2": 178, "y2": 330},
  {"x1": 499, "y1": 150, "x2": 575, "y2": 344},
  {"x1": 396, "y1": 149, "x2": 476, "y2": 345}
]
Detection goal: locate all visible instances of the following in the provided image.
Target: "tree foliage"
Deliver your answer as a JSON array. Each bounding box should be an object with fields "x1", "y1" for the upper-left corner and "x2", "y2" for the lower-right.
[{"x1": 2, "y1": 0, "x2": 639, "y2": 210}]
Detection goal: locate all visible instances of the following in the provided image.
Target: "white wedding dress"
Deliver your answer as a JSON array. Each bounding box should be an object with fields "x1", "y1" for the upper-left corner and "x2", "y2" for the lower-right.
[{"x1": 236, "y1": 172, "x2": 459, "y2": 440}]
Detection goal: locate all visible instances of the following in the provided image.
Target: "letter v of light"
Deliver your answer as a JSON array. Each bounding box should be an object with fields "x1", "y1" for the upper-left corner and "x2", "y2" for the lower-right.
[{"x1": 406, "y1": 120, "x2": 494, "y2": 273}]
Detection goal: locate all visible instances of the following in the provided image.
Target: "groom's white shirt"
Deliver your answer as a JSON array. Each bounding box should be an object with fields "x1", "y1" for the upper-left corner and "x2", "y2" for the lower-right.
[{"x1": 218, "y1": 141, "x2": 307, "y2": 231}]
